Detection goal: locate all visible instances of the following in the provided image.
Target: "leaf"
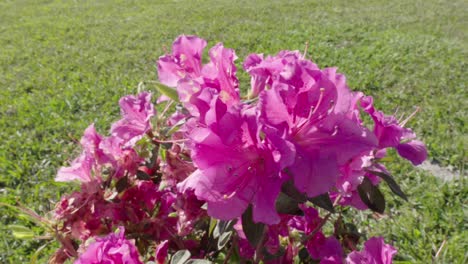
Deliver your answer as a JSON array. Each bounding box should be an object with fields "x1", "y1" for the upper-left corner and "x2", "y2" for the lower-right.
[
  {"x1": 366, "y1": 170, "x2": 408, "y2": 201},
  {"x1": 357, "y1": 177, "x2": 386, "y2": 214},
  {"x1": 115, "y1": 176, "x2": 129, "y2": 193},
  {"x1": 208, "y1": 219, "x2": 217, "y2": 237},
  {"x1": 241, "y1": 205, "x2": 265, "y2": 247},
  {"x1": 8, "y1": 224, "x2": 34, "y2": 240},
  {"x1": 217, "y1": 231, "x2": 232, "y2": 250},
  {"x1": 185, "y1": 260, "x2": 212, "y2": 264},
  {"x1": 171, "y1": 250, "x2": 191, "y2": 264},
  {"x1": 213, "y1": 220, "x2": 235, "y2": 239},
  {"x1": 30, "y1": 241, "x2": 51, "y2": 264},
  {"x1": 150, "y1": 81, "x2": 180, "y2": 102},
  {"x1": 298, "y1": 247, "x2": 311, "y2": 262},
  {"x1": 308, "y1": 193, "x2": 335, "y2": 213},
  {"x1": 275, "y1": 192, "x2": 302, "y2": 215},
  {"x1": 280, "y1": 180, "x2": 307, "y2": 202}
]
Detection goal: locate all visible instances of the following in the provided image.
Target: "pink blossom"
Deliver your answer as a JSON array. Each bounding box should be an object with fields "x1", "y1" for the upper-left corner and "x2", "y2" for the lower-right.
[
  {"x1": 396, "y1": 139, "x2": 427, "y2": 165},
  {"x1": 179, "y1": 100, "x2": 295, "y2": 224},
  {"x1": 346, "y1": 237, "x2": 397, "y2": 264},
  {"x1": 361, "y1": 96, "x2": 427, "y2": 165},
  {"x1": 258, "y1": 58, "x2": 377, "y2": 197},
  {"x1": 111, "y1": 92, "x2": 155, "y2": 146},
  {"x1": 56, "y1": 154, "x2": 94, "y2": 182},
  {"x1": 155, "y1": 240, "x2": 169, "y2": 264},
  {"x1": 56, "y1": 124, "x2": 104, "y2": 183},
  {"x1": 158, "y1": 35, "x2": 206, "y2": 87},
  {"x1": 74, "y1": 227, "x2": 143, "y2": 264}
]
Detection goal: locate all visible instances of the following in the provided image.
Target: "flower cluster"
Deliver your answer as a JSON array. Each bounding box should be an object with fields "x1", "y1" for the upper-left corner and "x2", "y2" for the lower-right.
[{"x1": 48, "y1": 35, "x2": 426, "y2": 263}]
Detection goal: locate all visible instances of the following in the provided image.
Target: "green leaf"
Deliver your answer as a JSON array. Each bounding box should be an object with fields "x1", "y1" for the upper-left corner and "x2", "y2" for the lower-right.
[
  {"x1": 213, "y1": 220, "x2": 236, "y2": 239},
  {"x1": 217, "y1": 231, "x2": 232, "y2": 250},
  {"x1": 357, "y1": 177, "x2": 386, "y2": 214},
  {"x1": 171, "y1": 250, "x2": 191, "y2": 264},
  {"x1": 185, "y1": 260, "x2": 212, "y2": 264},
  {"x1": 208, "y1": 218, "x2": 217, "y2": 237},
  {"x1": 280, "y1": 180, "x2": 307, "y2": 202},
  {"x1": 366, "y1": 170, "x2": 408, "y2": 201},
  {"x1": 8, "y1": 224, "x2": 34, "y2": 240},
  {"x1": 30, "y1": 241, "x2": 51, "y2": 264},
  {"x1": 150, "y1": 81, "x2": 179, "y2": 102},
  {"x1": 308, "y1": 193, "x2": 335, "y2": 213},
  {"x1": 275, "y1": 192, "x2": 302, "y2": 215},
  {"x1": 241, "y1": 205, "x2": 265, "y2": 247}
]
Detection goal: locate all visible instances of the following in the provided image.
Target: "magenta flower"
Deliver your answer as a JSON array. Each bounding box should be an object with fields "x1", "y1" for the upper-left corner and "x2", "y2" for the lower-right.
[
  {"x1": 157, "y1": 35, "x2": 206, "y2": 87},
  {"x1": 74, "y1": 227, "x2": 143, "y2": 264},
  {"x1": 56, "y1": 124, "x2": 104, "y2": 182},
  {"x1": 346, "y1": 237, "x2": 397, "y2": 264},
  {"x1": 179, "y1": 99, "x2": 295, "y2": 224},
  {"x1": 56, "y1": 154, "x2": 94, "y2": 183},
  {"x1": 396, "y1": 139, "x2": 427, "y2": 165},
  {"x1": 155, "y1": 240, "x2": 169, "y2": 264},
  {"x1": 201, "y1": 43, "x2": 240, "y2": 105},
  {"x1": 361, "y1": 96, "x2": 427, "y2": 165},
  {"x1": 110, "y1": 92, "x2": 155, "y2": 146},
  {"x1": 158, "y1": 36, "x2": 240, "y2": 123},
  {"x1": 257, "y1": 56, "x2": 377, "y2": 197}
]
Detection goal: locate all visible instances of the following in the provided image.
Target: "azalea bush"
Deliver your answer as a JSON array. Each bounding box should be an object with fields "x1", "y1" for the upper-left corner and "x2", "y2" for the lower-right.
[{"x1": 18, "y1": 35, "x2": 427, "y2": 263}]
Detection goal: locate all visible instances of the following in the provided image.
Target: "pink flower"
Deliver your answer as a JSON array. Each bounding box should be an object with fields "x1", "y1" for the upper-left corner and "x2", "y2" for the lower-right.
[
  {"x1": 158, "y1": 35, "x2": 206, "y2": 87},
  {"x1": 56, "y1": 124, "x2": 104, "y2": 183},
  {"x1": 155, "y1": 240, "x2": 169, "y2": 264},
  {"x1": 111, "y1": 92, "x2": 155, "y2": 146},
  {"x1": 179, "y1": 99, "x2": 295, "y2": 224},
  {"x1": 346, "y1": 237, "x2": 397, "y2": 264},
  {"x1": 56, "y1": 154, "x2": 94, "y2": 182},
  {"x1": 361, "y1": 96, "x2": 427, "y2": 165},
  {"x1": 396, "y1": 139, "x2": 427, "y2": 166},
  {"x1": 74, "y1": 227, "x2": 143, "y2": 264},
  {"x1": 258, "y1": 55, "x2": 377, "y2": 197},
  {"x1": 158, "y1": 36, "x2": 240, "y2": 123}
]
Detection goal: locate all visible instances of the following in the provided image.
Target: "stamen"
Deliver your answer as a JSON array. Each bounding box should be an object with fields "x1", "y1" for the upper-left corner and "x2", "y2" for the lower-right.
[
  {"x1": 302, "y1": 41, "x2": 309, "y2": 59},
  {"x1": 295, "y1": 88, "x2": 328, "y2": 134},
  {"x1": 400, "y1": 107, "x2": 420, "y2": 127},
  {"x1": 393, "y1": 106, "x2": 400, "y2": 116},
  {"x1": 153, "y1": 138, "x2": 188, "y2": 144},
  {"x1": 159, "y1": 100, "x2": 174, "y2": 119},
  {"x1": 311, "y1": 88, "x2": 326, "y2": 116}
]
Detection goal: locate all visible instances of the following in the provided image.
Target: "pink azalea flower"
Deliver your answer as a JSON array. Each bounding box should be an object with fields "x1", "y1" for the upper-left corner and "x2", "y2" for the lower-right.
[
  {"x1": 158, "y1": 35, "x2": 206, "y2": 87},
  {"x1": 111, "y1": 92, "x2": 155, "y2": 146},
  {"x1": 56, "y1": 154, "x2": 94, "y2": 182},
  {"x1": 155, "y1": 240, "x2": 169, "y2": 264},
  {"x1": 306, "y1": 232, "x2": 343, "y2": 261},
  {"x1": 74, "y1": 227, "x2": 143, "y2": 264},
  {"x1": 99, "y1": 136, "x2": 143, "y2": 178},
  {"x1": 258, "y1": 57, "x2": 377, "y2": 197},
  {"x1": 346, "y1": 237, "x2": 397, "y2": 264},
  {"x1": 396, "y1": 139, "x2": 427, "y2": 165},
  {"x1": 201, "y1": 43, "x2": 240, "y2": 105},
  {"x1": 179, "y1": 99, "x2": 295, "y2": 224},
  {"x1": 158, "y1": 36, "x2": 240, "y2": 125},
  {"x1": 361, "y1": 96, "x2": 427, "y2": 165},
  {"x1": 56, "y1": 124, "x2": 104, "y2": 183}
]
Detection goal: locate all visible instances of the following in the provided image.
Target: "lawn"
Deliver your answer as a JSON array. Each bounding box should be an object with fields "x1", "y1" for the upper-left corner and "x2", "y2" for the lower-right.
[{"x1": 0, "y1": 0, "x2": 466, "y2": 263}]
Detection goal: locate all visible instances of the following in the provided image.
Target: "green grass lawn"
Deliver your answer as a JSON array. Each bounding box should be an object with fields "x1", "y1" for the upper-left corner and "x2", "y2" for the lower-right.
[{"x1": 0, "y1": 0, "x2": 466, "y2": 263}]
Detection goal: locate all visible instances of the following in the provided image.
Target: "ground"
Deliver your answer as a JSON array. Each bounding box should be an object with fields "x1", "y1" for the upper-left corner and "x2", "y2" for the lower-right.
[{"x1": 0, "y1": 0, "x2": 466, "y2": 263}]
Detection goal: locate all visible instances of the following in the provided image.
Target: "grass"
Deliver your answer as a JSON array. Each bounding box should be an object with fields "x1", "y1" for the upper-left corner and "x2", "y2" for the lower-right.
[{"x1": 0, "y1": 0, "x2": 466, "y2": 263}]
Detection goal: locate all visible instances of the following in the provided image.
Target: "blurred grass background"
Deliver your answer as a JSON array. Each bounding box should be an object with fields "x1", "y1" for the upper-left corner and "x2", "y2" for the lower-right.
[{"x1": 0, "y1": 0, "x2": 466, "y2": 263}]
